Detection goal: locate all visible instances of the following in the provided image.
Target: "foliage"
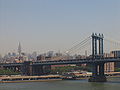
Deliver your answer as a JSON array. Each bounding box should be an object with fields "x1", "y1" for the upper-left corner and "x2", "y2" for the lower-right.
[
  {"x1": 51, "y1": 65, "x2": 92, "y2": 74},
  {"x1": 0, "y1": 69, "x2": 20, "y2": 75},
  {"x1": 115, "y1": 68, "x2": 120, "y2": 72}
]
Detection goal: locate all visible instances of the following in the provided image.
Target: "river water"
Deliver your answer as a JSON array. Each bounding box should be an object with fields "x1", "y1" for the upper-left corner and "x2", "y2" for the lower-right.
[{"x1": 0, "y1": 77, "x2": 120, "y2": 90}]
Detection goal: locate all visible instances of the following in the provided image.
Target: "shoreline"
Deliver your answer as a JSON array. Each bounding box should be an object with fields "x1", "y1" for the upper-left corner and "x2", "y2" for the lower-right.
[
  {"x1": 1, "y1": 75, "x2": 120, "y2": 83},
  {"x1": 0, "y1": 79, "x2": 62, "y2": 83},
  {"x1": 0, "y1": 75, "x2": 63, "y2": 83}
]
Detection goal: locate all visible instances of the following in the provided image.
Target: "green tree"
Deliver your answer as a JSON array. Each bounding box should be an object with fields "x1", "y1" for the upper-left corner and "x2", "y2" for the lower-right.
[
  {"x1": 0, "y1": 69, "x2": 20, "y2": 75},
  {"x1": 51, "y1": 65, "x2": 92, "y2": 74}
]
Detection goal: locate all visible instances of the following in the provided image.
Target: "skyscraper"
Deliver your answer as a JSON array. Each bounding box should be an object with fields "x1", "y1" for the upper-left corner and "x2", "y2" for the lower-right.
[{"x1": 18, "y1": 42, "x2": 22, "y2": 56}]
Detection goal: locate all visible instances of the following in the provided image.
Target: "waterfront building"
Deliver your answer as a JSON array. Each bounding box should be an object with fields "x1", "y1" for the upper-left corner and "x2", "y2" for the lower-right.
[
  {"x1": 104, "y1": 53, "x2": 115, "y2": 72},
  {"x1": 111, "y1": 50, "x2": 120, "y2": 68}
]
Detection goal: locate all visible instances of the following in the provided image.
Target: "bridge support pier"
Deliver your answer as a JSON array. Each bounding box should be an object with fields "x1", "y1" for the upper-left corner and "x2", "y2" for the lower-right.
[
  {"x1": 21, "y1": 61, "x2": 51, "y2": 76},
  {"x1": 21, "y1": 61, "x2": 33, "y2": 76},
  {"x1": 88, "y1": 62, "x2": 107, "y2": 82},
  {"x1": 32, "y1": 65, "x2": 51, "y2": 75}
]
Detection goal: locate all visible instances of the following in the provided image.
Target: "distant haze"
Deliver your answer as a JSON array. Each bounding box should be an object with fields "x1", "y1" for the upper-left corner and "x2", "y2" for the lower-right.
[{"x1": 0, "y1": 0, "x2": 120, "y2": 55}]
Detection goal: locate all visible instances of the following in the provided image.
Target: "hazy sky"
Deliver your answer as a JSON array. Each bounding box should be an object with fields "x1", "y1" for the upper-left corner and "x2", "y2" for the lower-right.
[{"x1": 0, "y1": 0, "x2": 120, "y2": 55}]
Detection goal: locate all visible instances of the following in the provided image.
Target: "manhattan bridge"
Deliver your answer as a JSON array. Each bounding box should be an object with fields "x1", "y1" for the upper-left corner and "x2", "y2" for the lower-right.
[{"x1": 1, "y1": 33, "x2": 120, "y2": 82}]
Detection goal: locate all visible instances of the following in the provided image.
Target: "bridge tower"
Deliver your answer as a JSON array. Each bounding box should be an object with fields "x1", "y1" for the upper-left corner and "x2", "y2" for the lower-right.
[
  {"x1": 89, "y1": 33, "x2": 107, "y2": 82},
  {"x1": 92, "y1": 33, "x2": 104, "y2": 58}
]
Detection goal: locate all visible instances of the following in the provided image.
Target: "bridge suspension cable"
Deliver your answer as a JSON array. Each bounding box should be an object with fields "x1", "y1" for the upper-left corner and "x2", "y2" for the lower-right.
[
  {"x1": 65, "y1": 36, "x2": 91, "y2": 55},
  {"x1": 104, "y1": 37, "x2": 120, "y2": 53},
  {"x1": 53, "y1": 36, "x2": 91, "y2": 60}
]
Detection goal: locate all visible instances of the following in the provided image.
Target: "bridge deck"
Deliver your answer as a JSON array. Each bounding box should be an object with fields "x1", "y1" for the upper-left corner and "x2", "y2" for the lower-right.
[{"x1": 0, "y1": 57, "x2": 120, "y2": 66}]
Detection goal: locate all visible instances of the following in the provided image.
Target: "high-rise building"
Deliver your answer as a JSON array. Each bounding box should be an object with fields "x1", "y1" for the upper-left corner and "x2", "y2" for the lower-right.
[
  {"x1": 0, "y1": 54, "x2": 2, "y2": 63},
  {"x1": 104, "y1": 53, "x2": 115, "y2": 72},
  {"x1": 18, "y1": 42, "x2": 22, "y2": 56},
  {"x1": 111, "y1": 50, "x2": 120, "y2": 68},
  {"x1": 32, "y1": 52, "x2": 37, "y2": 61}
]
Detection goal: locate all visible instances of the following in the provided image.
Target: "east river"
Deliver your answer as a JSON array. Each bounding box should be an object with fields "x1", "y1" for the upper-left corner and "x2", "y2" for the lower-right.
[{"x1": 0, "y1": 77, "x2": 120, "y2": 90}]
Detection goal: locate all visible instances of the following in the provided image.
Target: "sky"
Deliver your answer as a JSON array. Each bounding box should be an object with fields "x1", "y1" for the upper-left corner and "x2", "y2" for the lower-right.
[{"x1": 0, "y1": 0, "x2": 120, "y2": 56}]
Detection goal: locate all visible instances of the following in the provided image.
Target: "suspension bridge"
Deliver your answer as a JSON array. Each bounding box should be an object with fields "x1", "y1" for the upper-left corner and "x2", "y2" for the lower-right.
[{"x1": 1, "y1": 33, "x2": 120, "y2": 82}]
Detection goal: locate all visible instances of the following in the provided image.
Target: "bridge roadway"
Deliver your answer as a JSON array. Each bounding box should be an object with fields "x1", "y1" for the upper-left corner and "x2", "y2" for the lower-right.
[{"x1": 1, "y1": 57, "x2": 120, "y2": 67}]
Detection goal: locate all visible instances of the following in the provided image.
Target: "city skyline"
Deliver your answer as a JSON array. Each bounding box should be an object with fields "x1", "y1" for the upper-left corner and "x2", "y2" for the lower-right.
[{"x1": 0, "y1": 0, "x2": 120, "y2": 55}]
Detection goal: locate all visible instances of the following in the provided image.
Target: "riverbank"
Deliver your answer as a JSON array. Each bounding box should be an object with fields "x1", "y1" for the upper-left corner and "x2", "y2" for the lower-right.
[
  {"x1": 1, "y1": 78, "x2": 120, "y2": 90},
  {"x1": 0, "y1": 79, "x2": 62, "y2": 83},
  {"x1": 0, "y1": 75, "x2": 63, "y2": 83},
  {"x1": 1, "y1": 74, "x2": 120, "y2": 83}
]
